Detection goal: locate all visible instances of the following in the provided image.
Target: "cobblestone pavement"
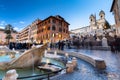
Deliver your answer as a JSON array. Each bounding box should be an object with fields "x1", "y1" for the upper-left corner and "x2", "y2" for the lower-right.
[{"x1": 51, "y1": 49, "x2": 120, "y2": 80}]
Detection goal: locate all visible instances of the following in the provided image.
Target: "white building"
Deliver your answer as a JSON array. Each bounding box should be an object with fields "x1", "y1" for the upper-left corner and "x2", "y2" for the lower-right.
[{"x1": 70, "y1": 26, "x2": 89, "y2": 37}]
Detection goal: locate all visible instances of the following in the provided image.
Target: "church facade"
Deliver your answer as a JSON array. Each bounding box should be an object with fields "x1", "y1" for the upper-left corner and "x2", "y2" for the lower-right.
[
  {"x1": 89, "y1": 10, "x2": 111, "y2": 36},
  {"x1": 70, "y1": 10, "x2": 114, "y2": 37}
]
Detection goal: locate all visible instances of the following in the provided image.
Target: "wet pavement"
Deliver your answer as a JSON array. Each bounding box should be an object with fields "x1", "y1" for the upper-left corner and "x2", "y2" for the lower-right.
[{"x1": 51, "y1": 49, "x2": 120, "y2": 80}]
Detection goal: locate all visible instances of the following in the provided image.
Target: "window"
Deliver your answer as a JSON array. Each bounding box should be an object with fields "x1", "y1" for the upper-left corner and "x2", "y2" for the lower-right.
[
  {"x1": 41, "y1": 29, "x2": 43, "y2": 32},
  {"x1": 91, "y1": 19, "x2": 92, "y2": 22},
  {"x1": 66, "y1": 30, "x2": 68, "y2": 33},
  {"x1": 48, "y1": 19, "x2": 50, "y2": 23},
  {"x1": 45, "y1": 21, "x2": 47, "y2": 24},
  {"x1": 59, "y1": 21, "x2": 62, "y2": 26},
  {"x1": 47, "y1": 26, "x2": 50, "y2": 30},
  {"x1": 52, "y1": 19, "x2": 56, "y2": 23},
  {"x1": 52, "y1": 25, "x2": 56, "y2": 31},
  {"x1": 59, "y1": 27, "x2": 62, "y2": 32},
  {"x1": 66, "y1": 25, "x2": 68, "y2": 28},
  {"x1": 63, "y1": 29, "x2": 65, "y2": 32}
]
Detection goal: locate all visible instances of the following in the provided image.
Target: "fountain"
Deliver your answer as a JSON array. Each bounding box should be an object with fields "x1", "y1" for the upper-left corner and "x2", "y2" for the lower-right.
[
  {"x1": 1, "y1": 43, "x2": 117, "y2": 80},
  {"x1": 31, "y1": 53, "x2": 35, "y2": 75},
  {"x1": 38, "y1": 59, "x2": 62, "y2": 72},
  {"x1": 0, "y1": 46, "x2": 15, "y2": 56},
  {"x1": 44, "y1": 50, "x2": 62, "y2": 59},
  {"x1": 0, "y1": 44, "x2": 66, "y2": 79}
]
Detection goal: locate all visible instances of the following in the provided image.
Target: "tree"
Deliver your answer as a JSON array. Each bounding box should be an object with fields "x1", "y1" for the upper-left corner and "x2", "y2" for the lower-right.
[{"x1": 4, "y1": 24, "x2": 13, "y2": 44}]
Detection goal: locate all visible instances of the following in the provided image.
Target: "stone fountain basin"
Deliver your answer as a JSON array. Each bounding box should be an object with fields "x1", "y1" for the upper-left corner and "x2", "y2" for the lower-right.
[
  {"x1": 48, "y1": 50, "x2": 106, "y2": 69},
  {"x1": 0, "y1": 57, "x2": 65, "y2": 79}
]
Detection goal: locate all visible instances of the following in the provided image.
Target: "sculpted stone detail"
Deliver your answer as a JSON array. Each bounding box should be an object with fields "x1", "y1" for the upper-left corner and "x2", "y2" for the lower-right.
[{"x1": 0, "y1": 43, "x2": 47, "y2": 70}]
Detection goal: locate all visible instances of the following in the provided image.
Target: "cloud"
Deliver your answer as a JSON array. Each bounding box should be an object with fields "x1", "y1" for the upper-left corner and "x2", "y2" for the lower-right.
[
  {"x1": 0, "y1": 25, "x2": 4, "y2": 29},
  {"x1": 19, "y1": 21, "x2": 25, "y2": 24},
  {"x1": 14, "y1": 27, "x2": 23, "y2": 32},
  {"x1": 0, "y1": 21, "x2": 6, "y2": 26}
]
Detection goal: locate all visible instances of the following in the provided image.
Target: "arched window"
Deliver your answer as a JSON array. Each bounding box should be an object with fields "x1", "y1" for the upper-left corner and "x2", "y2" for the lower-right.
[{"x1": 52, "y1": 25, "x2": 56, "y2": 31}]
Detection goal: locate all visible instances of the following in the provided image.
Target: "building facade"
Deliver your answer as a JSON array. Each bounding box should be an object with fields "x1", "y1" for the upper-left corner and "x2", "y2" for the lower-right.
[
  {"x1": 110, "y1": 0, "x2": 120, "y2": 35},
  {"x1": 17, "y1": 15, "x2": 69, "y2": 43},
  {"x1": 70, "y1": 10, "x2": 113, "y2": 37},
  {"x1": 37, "y1": 15, "x2": 69, "y2": 43},
  {"x1": 70, "y1": 26, "x2": 89, "y2": 37},
  {"x1": 0, "y1": 28, "x2": 17, "y2": 44},
  {"x1": 30, "y1": 19, "x2": 41, "y2": 43},
  {"x1": 17, "y1": 25, "x2": 30, "y2": 42},
  {"x1": 89, "y1": 10, "x2": 111, "y2": 36}
]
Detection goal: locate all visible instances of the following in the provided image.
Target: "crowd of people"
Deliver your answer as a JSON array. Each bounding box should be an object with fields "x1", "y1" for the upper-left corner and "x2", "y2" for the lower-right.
[
  {"x1": 110, "y1": 35, "x2": 120, "y2": 53},
  {"x1": 7, "y1": 34, "x2": 120, "y2": 53},
  {"x1": 49, "y1": 34, "x2": 120, "y2": 53},
  {"x1": 8, "y1": 42, "x2": 43, "y2": 50}
]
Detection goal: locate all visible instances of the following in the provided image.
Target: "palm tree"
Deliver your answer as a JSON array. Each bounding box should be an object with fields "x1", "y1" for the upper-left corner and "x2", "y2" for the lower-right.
[{"x1": 4, "y1": 24, "x2": 13, "y2": 44}]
